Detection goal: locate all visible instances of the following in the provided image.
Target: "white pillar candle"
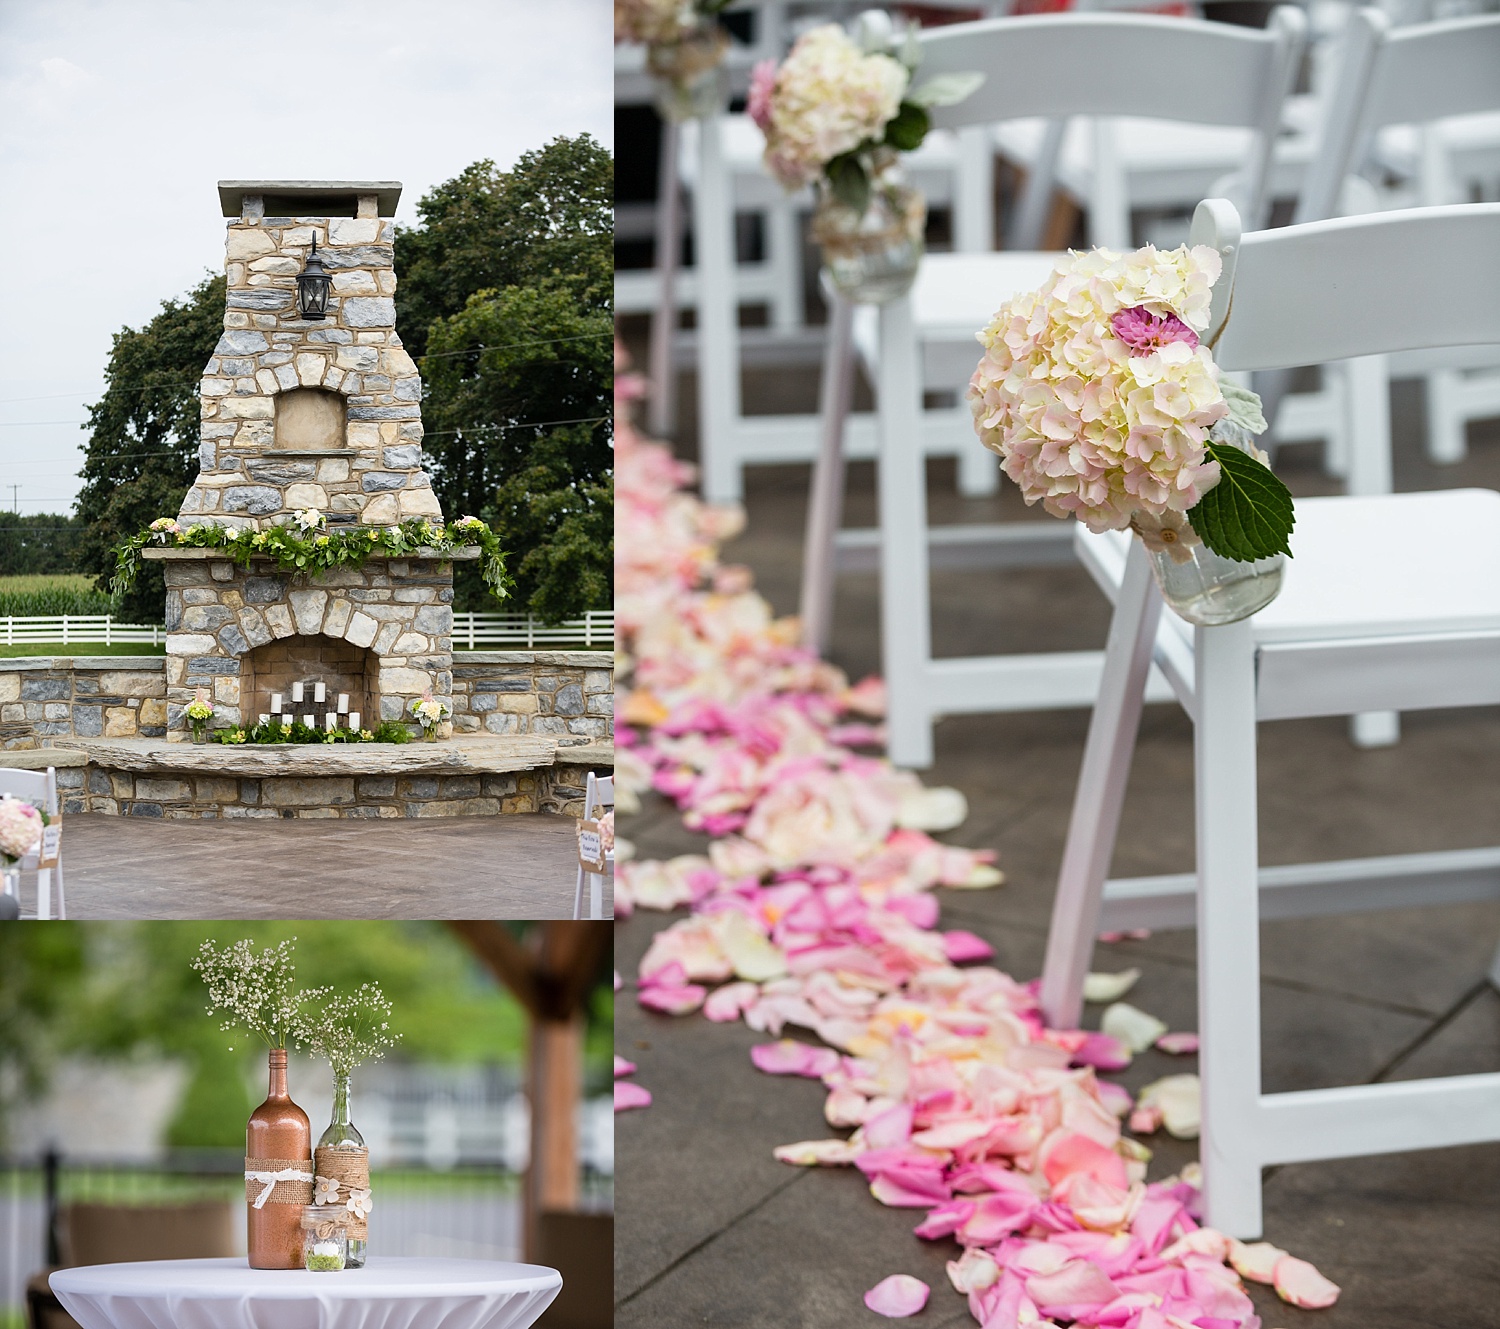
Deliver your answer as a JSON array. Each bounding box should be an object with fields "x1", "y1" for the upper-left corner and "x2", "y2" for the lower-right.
[
  {"x1": 325, "y1": 713, "x2": 336, "y2": 732},
  {"x1": 349, "y1": 711, "x2": 361, "y2": 731},
  {"x1": 337, "y1": 693, "x2": 350, "y2": 713},
  {"x1": 292, "y1": 682, "x2": 304, "y2": 703},
  {"x1": 271, "y1": 694, "x2": 282, "y2": 714},
  {"x1": 314, "y1": 681, "x2": 326, "y2": 703},
  {"x1": 302, "y1": 713, "x2": 315, "y2": 729}
]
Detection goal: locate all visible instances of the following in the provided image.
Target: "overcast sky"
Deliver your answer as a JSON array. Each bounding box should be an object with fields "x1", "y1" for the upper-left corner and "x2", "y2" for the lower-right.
[{"x1": 0, "y1": 0, "x2": 612, "y2": 517}]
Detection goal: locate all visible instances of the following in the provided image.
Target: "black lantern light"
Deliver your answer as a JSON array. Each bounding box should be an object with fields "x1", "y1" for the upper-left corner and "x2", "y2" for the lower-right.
[{"x1": 296, "y1": 238, "x2": 331, "y2": 320}]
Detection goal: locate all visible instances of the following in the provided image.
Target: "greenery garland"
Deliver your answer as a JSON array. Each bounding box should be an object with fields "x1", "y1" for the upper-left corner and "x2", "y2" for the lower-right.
[
  {"x1": 212, "y1": 718, "x2": 412, "y2": 746},
  {"x1": 110, "y1": 515, "x2": 512, "y2": 603}
]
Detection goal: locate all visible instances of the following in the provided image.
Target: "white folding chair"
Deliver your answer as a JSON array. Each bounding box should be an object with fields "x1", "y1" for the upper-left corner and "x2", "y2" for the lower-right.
[
  {"x1": 1039, "y1": 198, "x2": 1500, "y2": 1237},
  {"x1": 0, "y1": 766, "x2": 67, "y2": 921},
  {"x1": 1276, "y1": 9, "x2": 1500, "y2": 474},
  {"x1": 572, "y1": 771, "x2": 613, "y2": 921},
  {"x1": 807, "y1": 9, "x2": 1306, "y2": 765}
]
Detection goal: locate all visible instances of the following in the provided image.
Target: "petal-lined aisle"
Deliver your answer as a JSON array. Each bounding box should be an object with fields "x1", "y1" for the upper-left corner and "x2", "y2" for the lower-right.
[{"x1": 613, "y1": 353, "x2": 1338, "y2": 1327}]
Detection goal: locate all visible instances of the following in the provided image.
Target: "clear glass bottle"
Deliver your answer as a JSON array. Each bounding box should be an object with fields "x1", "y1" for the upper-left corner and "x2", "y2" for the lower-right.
[
  {"x1": 318, "y1": 1074, "x2": 367, "y2": 1268},
  {"x1": 301, "y1": 1206, "x2": 348, "y2": 1272},
  {"x1": 1147, "y1": 542, "x2": 1284, "y2": 626},
  {"x1": 813, "y1": 162, "x2": 926, "y2": 305}
]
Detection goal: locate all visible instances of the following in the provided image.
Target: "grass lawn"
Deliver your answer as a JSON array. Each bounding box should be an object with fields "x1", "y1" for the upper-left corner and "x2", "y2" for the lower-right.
[{"x1": 0, "y1": 642, "x2": 164, "y2": 658}]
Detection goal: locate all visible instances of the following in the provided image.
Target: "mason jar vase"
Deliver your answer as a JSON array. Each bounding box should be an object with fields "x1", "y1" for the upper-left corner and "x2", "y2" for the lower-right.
[
  {"x1": 812, "y1": 175, "x2": 926, "y2": 305},
  {"x1": 647, "y1": 23, "x2": 729, "y2": 122},
  {"x1": 1146, "y1": 540, "x2": 1284, "y2": 626}
]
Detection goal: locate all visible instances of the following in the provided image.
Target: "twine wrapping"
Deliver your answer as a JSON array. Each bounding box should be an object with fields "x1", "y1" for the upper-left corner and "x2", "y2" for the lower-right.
[
  {"x1": 244, "y1": 1156, "x2": 314, "y2": 1209},
  {"x1": 301, "y1": 1210, "x2": 350, "y2": 1240},
  {"x1": 314, "y1": 1145, "x2": 371, "y2": 1241}
]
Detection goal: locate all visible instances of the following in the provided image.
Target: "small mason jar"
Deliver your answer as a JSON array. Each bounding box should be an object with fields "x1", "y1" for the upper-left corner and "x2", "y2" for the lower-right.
[
  {"x1": 647, "y1": 21, "x2": 729, "y2": 122},
  {"x1": 301, "y1": 1206, "x2": 349, "y2": 1272},
  {"x1": 1145, "y1": 538, "x2": 1284, "y2": 626},
  {"x1": 812, "y1": 159, "x2": 926, "y2": 304}
]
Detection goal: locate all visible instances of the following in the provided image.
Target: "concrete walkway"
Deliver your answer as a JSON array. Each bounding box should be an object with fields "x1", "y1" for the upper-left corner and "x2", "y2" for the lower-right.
[
  {"x1": 614, "y1": 343, "x2": 1500, "y2": 1328},
  {"x1": 38, "y1": 812, "x2": 609, "y2": 919}
]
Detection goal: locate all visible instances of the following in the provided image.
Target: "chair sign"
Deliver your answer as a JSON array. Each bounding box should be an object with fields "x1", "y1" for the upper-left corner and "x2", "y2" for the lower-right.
[
  {"x1": 37, "y1": 815, "x2": 61, "y2": 870},
  {"x1": 576, "y1": 818, "x2": 606, "y2": 874}
]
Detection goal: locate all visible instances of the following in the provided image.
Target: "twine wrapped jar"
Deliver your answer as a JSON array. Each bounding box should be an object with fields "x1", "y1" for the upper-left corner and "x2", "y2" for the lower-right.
[{"x1": 301, "y1": 1206, "x2": 349, "y2": 1272}]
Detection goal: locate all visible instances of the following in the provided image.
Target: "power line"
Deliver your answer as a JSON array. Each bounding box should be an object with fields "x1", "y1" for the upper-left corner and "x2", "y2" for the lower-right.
[{"x1": 0, "y1": 330, "x2": 614, "y2": 408}]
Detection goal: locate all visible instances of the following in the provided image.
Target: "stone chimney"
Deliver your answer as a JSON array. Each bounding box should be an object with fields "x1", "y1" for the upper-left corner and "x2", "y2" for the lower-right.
[{"x1": 181, "y1": 180, "x2": 442, "y2": 528}]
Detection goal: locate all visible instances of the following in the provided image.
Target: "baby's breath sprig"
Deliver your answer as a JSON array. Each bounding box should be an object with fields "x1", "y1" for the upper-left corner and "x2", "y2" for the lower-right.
[
  {"x1": 192, "y1": 936, "x2": 330, "y2": 1051},
  {"x1": 293, "y1": 982, "x2": 402, "y2": 1077}
]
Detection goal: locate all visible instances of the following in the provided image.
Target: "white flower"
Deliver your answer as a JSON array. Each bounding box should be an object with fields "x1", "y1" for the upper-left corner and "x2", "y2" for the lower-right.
[
  {"x1": 314, "y1": 1176, "x2": 342, "y2": 1206},
  {"x1": 292, "y1": 982, "x2": 401, "y2": 1078},
  {"x1": 294, "y1": 508, "x2": 324, "y2": 532},
  {"x1": 346, "y1": 1188, "x2": 373, "y2": 1218}
]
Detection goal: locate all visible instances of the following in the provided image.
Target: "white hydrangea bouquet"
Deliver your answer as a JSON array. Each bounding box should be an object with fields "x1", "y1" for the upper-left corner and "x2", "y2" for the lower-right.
[
  {"x1": 410, "y1": 689, "x2": 451, "y2": 741},
  {"x1": 0, "y1": 794, "x2": 44, "y2": 870},
  {"x1": 616, "y1": 0, "x2": 735, "y2": 121},
  {"x1": 750, "y1": 15, "x2": 980, "y2": 301},
  {"x1": 967, "y1": 244, "x2": 1295, "y2": 622}
]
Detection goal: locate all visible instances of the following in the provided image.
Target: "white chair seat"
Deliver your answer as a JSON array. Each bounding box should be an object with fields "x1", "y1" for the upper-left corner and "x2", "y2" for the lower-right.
[{"x1": 1079, "y1": 489, "x2": 1500, "y2": 644}]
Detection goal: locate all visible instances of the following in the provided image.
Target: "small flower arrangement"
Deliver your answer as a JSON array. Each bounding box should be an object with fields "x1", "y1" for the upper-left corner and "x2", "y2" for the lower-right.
[
  {"x1": 294, "y1": 508, "x2": 325, "y2": 534},
  {"x1": 0, "y1": 795, "x2": 44, "y2": 867},
  {"x1": 185, "y1": 687, "x2": 215, "y2": 741},
  {"x1": 111, "y1": 517, "x2": 512, "y2": 604},
  {"x1": 410, "y1": 690, "x2": 451, "y2": 740},
  {"x1": 293, "y1": 982, "x2": 401, "y2": 1079},
  {"x1": 967, "y1": 243, "x2": 1294, "y2": 565},
  {"x1": 213, "y1": 719, "x2": 408, "y2": 746},
  {"x1": 192, "y1": 936, "x2": 329, "y2": 1051},
  {"x1": 617, "y1": 0, "x2": 736, "y2": 120},
  {"x1": 751, "y1": 18, "x2": 981, "y2": 211}
]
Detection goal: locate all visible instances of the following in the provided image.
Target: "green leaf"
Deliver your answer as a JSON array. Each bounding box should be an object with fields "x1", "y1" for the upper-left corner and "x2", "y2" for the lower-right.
[
  {"x1": 1218, "y1": 379, "x2": 1267, "y2": 435},
  {"x1": 826, "y1": 154, "x2": 871, "y2": 213},
  {"x1": 882, "y1": 102, "x2": 930, "y2": 152},
  {"x1": 905, "y1": 71, "x2": 985, "y2": 109},
  {"x1": 1187, "y1": 442, "x2": 1296, "y2": 563}
]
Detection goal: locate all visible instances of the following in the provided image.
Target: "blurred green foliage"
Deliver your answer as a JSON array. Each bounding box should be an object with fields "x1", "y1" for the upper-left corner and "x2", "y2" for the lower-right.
[{"x1": 0, "y1": 922, "x2": 610, "y2": 1151}]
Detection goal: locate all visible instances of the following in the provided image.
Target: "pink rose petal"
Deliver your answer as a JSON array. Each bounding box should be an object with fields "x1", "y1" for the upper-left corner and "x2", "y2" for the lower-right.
[
  {"x1": 750, "y1": 1039, "x2": 839, "y2": 1078},
  {"x1": 614, "y1": 1081, "x2": 652, "y2": 1111},
  {"x1": 638, "y1": 983, "x2": 707, "y2": 1015},
  {"x1": 703, "y1": 980, "x2": 759, "y2": 1022},
  {"x1": 942, "y1": 929, "x2": 995, "y2": 963},
  {"x1": 1273, "y1": 1254, "x2": 1341, "y2": 1308},
  {"x1": 613, "y1": 1055, "x2": 637, "y2": 1078},
  {"x1": 863, "y1": 1274, "x2": 929, "y2": 1318},
  {"x1": 1155, "y1": 1031, "x2": 1200, "y2": 1055}
]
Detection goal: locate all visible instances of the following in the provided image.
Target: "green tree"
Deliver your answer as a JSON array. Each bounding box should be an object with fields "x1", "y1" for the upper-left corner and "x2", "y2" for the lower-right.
[
  {"x1": 0, "y1": 513, "x2": 86, "y2": 576},
  {"x1": 395, "y1": 139, "x2": 614, "y2": 619},
  {"x1": 74, "y1": 275, "x2": 224, "y2": 622}
]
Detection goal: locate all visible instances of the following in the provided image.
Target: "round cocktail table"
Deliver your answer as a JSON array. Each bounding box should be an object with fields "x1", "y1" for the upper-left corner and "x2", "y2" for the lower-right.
[{"x1": 50, "y1": 1255, "x2": 561, "y2": 1329}]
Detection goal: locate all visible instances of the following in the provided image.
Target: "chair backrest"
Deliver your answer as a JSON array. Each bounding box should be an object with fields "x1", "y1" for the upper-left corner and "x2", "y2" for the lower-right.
[
  {"x1": 918, "y1": 9, "x2": 1306, "y2": 230},
  {"x1": 62, "y1": 1201, "x2": 236, "y2": 1265},
  {"x1": 1295, "y1": 9, "x2": 1500, "y2": 223},
  {"x1": 1190, "y1": 197, "x2": 1500, "y2": 372},
  {"x1": 586, "y1": 771, "x2": 614, "y2": 819},
  {"x1": 0, "y1": 767, "x2": 55, "y2": 816}
]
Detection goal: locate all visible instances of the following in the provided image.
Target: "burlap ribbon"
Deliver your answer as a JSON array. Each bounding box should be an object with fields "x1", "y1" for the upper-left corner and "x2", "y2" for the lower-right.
[
  {"x1": 244, "y1": 1156, "x2": 314, "y2": 1209},
  {"x1": 314, "y1": 1145, "x2": 371, "y2": 1241}
]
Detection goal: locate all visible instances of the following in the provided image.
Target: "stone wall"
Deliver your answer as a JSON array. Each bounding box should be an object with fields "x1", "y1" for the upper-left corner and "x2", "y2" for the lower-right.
[
  {"x1": 69, "y1": 762, "x2": 595, "y2": 820},
  {"x1": 0, "y1": 660, "x2": 166, "y2": 750},
  {"x1": 0, "y1": 652, "x2": 612, "y2": 748},
  {"x1": 451, "y1": 652, "x2": 614, "y2": 742}
]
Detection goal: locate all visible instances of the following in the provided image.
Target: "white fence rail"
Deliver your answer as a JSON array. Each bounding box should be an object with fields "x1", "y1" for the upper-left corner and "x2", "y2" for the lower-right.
[
  {"x1": 451, "y1": 611, "x2": 614, "y2": 649},
  {"x1": 1, "y1": 615, "x2": 164, "y2": 646},
  {"x1": 1, "y1": 613, "x2": 613, "y2": 650}
]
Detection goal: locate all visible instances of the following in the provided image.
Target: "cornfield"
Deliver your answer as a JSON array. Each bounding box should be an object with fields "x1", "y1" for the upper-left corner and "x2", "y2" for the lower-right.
[{"x1": 0, "y1": 575, "x2": 115, "y2": 618}]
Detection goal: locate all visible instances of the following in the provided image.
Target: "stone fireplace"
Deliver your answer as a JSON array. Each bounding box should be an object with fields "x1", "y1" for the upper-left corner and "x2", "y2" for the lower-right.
[{"x1": 146, "y1": 180, "x2": 466, "y2": 741}]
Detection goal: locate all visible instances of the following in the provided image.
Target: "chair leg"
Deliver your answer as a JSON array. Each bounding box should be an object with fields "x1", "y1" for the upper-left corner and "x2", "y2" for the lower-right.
[
  {"x1": 693, "y1": 113, "x2": 745, "y2": 505},
  {"x1": 1194, "y1": 619, "x2": 1267, "y2": 1239},
  {"x1": 799, "y1": 295, "x2": 856, "y2": 656},
  {"x1": 37, "y1": 867, "x2": 52, "y2": 921},
  {"x1": 648, "y1": 118, "x2": 682, "y2": 440},
  {"x1": 877, "y1": 295, "x2": 937, "y2": 770},
  {"x1": 572, "y1": 866, "x2": 585, "y2": 921},
  {"x1": 590, "y1": 870, "x2": 604, "y2": 921},
  {"x1": 53, "y1": 861, "x2": 66, "y2": 920},
  {"x1": 1040, "y1": 541, "x2": 1163, "y2": 1030},
  {"x1": 1425, "y1": 368, "x2": 1469, "y2": 466},
  {"x1": 767, "y1": 197, "x2": 802, "y2": 334}
]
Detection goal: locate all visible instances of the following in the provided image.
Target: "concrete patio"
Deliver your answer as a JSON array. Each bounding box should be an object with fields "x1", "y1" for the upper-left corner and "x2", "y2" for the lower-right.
[
  {"x1": 614, "y1": 331, "x2": 1500, "y2": 1328},
  {"x1": 26, "y1": 811, "x2": 610, "y2": 919}
]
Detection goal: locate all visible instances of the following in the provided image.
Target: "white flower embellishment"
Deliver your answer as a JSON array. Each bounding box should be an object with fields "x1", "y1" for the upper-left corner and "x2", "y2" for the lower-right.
[
  {"x1": 314, "y1": 1176, "x2": 342, "y2": 1206},
  {"x1": 346, "y1": 1188, "x2": 373, "y2": 1218}
]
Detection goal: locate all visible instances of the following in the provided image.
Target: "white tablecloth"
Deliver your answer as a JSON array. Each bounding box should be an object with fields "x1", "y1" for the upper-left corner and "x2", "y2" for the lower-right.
[{"x1": 50, "y1": 1256, "x2": 561, "y2": 1329}]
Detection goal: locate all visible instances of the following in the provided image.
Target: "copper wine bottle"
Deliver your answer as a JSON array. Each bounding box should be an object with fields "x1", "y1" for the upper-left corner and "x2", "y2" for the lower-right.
[{"x1": 246, "y1": 1048, "x2": 311, "y2": 1269}]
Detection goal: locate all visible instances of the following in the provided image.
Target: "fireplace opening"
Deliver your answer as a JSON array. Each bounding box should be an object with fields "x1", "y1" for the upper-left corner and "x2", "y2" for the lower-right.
[
  {"x1": 242, "y1": 635, "x2": 375, "y2": 729},
  {"x1": 275, "y1": 388, "x2": 346, "y2": 451}
]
